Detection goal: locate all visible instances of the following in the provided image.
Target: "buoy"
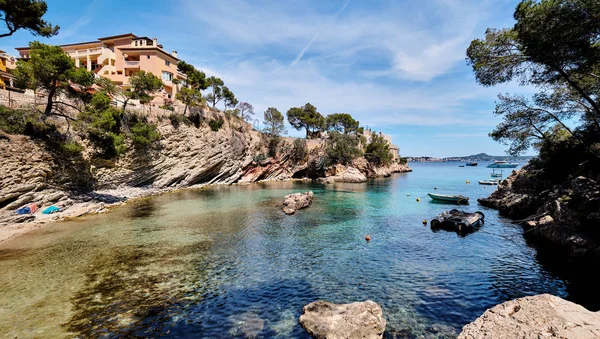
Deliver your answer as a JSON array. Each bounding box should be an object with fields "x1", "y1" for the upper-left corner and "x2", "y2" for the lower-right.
[
  {"x1": 434, "y1": 187, "x2": 437, "y2": 190},
  {"x1": 407, "y1": 193, "x2": 411, "y2": 196},
  {"x1": 416, "y1": 198, "x2": 420, "y2": 202},
  {"x1": 422, "y1": 219, "x2": 427, "y2": 224},
  {"x1": 466, "y1": 180, "x2": 470, "y2": 184},
  {"x1": 365, "y1": 235, "x2": 371, "y2": 242}
]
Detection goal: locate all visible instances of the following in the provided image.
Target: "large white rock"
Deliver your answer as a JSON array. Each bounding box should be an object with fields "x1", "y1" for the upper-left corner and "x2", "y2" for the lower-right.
[
  {"x1": 459, "y1": 294, "x2": 600, "y2": 339},
  {"x1": 299, "y1": 300, "x2": 386, "y2": 339},
  {"x1": 282, "y1": 191, "x2": 313, "y2": 215},
  {"x1": 332, "y1": 167, "x2": 367, "y2": 183}
]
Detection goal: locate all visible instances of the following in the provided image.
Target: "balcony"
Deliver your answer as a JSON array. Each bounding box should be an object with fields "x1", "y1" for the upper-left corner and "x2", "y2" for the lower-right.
[{"x1": 124, "y1": 61, "x2": 140, "y2": 68}]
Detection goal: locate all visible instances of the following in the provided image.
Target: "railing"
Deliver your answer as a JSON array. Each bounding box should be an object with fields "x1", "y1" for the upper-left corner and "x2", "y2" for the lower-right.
[
  {"x1": 124, "y1": 61, "x2": 140, "y2": 67},
  {"x1": 88, "y1": 48, "x2": 102, "y2": 54}
]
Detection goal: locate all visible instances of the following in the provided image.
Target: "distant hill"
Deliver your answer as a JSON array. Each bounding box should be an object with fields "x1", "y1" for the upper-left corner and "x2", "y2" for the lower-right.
[{"x1": 405, "y1": 153, "x2": 534, "y2": 162}]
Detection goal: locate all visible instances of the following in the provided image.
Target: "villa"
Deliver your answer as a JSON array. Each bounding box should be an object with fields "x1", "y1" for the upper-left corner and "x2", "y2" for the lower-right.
[
  {"x1": 0, "y1": 51, "x2": 17, "y2": 89},
  {"x1": 15, "y1": 33, "x2": 185, "y2": 104}
]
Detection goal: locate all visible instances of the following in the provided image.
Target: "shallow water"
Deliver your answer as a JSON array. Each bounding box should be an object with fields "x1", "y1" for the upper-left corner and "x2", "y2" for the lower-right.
[{"x1": 0, "y1": 162, "x2": 574, "y2": 337}]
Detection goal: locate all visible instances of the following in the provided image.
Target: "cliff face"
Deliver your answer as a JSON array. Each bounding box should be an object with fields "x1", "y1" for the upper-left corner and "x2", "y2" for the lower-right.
[
  {"x1": 479, "y1": 165, "x2": 600, "y2": 257},
  {"x1": 0, "y1": 117, "x2": 410, "y2": 240}
]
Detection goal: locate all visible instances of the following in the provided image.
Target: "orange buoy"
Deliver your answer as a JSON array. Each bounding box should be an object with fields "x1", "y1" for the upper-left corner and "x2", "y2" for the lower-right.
[{"x1": 365, "y1": 235, "x2": 371, "y2": 242}]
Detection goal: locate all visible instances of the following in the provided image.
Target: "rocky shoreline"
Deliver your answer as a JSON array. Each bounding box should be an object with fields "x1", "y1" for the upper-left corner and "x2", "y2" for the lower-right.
[
  {"x1": 478, "y1": 166, "x2": 600, "y2": 257},
  {"x1": 0, "y1": 121, "x2": 411, "y2": 243}
]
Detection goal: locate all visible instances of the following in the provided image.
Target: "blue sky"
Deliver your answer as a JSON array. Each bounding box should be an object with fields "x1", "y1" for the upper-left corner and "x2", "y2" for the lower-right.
[{"x1": 0, "y1": 0, "x2": 538, "y2": 157}]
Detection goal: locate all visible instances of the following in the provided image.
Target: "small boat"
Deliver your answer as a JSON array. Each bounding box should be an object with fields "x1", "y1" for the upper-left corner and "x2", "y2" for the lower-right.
[
  {"x1": 478, "y1": 179, "x2": 498, "y2": 185},
  {"x1": 458, "y1": 165, "x2": 465, "y2": 167},
  {"x1": 428, "y1": 193, "x2": 469, "y2": 204},
  {"x1": 490, "y1": 169, "x2": 504, "y2": 178},
  {"x1": 430, "y1": 209, "x2": 485, "y2": 235},
  {"x1": 487, "y1": 161, "x2": 518, "y2": 168},
  {"x1": 466, "y1": 162, "x2": 478, "y2": 166}
]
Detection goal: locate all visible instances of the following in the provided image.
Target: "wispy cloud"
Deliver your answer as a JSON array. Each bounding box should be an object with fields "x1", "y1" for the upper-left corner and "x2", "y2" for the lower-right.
[
  {"x1": 55, "y1": 0, "x2": 103, "y2": 40},
  {"x1": 290, "y1": 0, "x2": 352, "y2": 67}
]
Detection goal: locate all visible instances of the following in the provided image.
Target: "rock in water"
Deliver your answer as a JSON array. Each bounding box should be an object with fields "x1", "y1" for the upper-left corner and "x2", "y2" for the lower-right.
[
  {"x1": 459, "y1": 294, "x2": 600, "y2": 339},
  {"x1": 332, "y1": 167, "x2": 368, "y2": 183},
  {"x1": 282, "y1": 191, "x2": 314, "y2": 215},
  {"x1": 299, "y1": 300, "x2": 386, "y2": 339}
]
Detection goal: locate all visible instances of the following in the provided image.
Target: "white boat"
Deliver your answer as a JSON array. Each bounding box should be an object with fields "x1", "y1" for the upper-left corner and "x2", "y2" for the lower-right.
[
  {"x1": 478, "y1": 179, "x2": 499, "y2": 185},
  {"x1": 428, "y1": 193, "x2": 469, "y2": 204},
  {"x1": 487, "y1": 161, "x2": 518, "y2": 168}
]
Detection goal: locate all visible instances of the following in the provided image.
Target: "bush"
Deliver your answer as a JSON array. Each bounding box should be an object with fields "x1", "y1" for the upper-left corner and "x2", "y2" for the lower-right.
[
  {"x1": 187, "y1": 112, "x2": 202, "y2": 128},
  {"x1": 253, "y1": 153, "x2": 267, "y2": 163},
  {"x1": 130, "y1": 120, "x2": 161, "y2": 146},
  {"x1": 0, "y1": 105, "x2": 28, "y2": 134},
  {"x1": 59, "y1": 139, "x2": 84, "y2": 156},
  {"x1": 267, "y1": 135, "x2": 280, "y2": 157},
  {"x1": 326, "y1": 132, "x2": 362, "y2": 165},
  {"x1": 291, "y1": 138, "x2": 308, "y2": 163},
  {"x1": 209, "y1": 118, "x2": 224, "y2": 131},
  {"x1": 365, "y1": 133, "x2": 393, "y2": 166},
  {"x1": 168, "y1": 113, "x2": 184, "y2": 128}
]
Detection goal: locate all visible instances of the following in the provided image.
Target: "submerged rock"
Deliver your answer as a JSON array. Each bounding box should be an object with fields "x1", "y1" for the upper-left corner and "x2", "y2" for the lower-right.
[
  {"x1": 282, "y1": 191, "x2": 314, "y2": 215},
  {"x1": 299, "y1": 300, "x2": 386, "y2": 339},
  {"x1": 459, "y1": 294, "x2": 600, "y2": 339}
]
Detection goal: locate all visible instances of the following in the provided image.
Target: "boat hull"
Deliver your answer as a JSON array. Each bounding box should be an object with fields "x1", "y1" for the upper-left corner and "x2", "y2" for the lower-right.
[
  {"x1": 487, "y1": 164, "x2": 518, "y2": 168},
  {"x1": 428, "y1": 193, "x2": 469, "y2": 204}
]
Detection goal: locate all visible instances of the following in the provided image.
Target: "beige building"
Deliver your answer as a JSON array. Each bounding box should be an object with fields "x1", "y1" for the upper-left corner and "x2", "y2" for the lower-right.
[
  {"x1": 363, "y1": 129, "x2": 400, "y2": 160},
  {"x1": 0, "y1": 50, "x2": 17, "y2": 89},
  {"x1": 16, "y1": 33, "x2": 184, "y2": 103}
]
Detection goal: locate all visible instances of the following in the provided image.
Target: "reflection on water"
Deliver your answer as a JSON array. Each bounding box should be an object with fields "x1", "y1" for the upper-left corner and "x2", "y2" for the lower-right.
[{"x1": 0, "y1": 164, "x2": 580, "y2": 338}]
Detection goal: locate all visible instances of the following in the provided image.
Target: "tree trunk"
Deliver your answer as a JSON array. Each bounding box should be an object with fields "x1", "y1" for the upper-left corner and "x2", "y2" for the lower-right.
[
  {"x1": 44, "y1": 86, "x2": 57, "y2": 116},
  {"x1": 183, "y1": 104, "x2": 188, "y2": 116},
  {"x1": 555, "y1": 67, "x2": 600, "y2": 117}
]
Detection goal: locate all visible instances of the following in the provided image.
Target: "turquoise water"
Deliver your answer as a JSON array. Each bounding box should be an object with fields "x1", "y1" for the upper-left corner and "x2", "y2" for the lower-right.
[{"x1": 0, "y1": 162, "x2": 570, "y2": 338}]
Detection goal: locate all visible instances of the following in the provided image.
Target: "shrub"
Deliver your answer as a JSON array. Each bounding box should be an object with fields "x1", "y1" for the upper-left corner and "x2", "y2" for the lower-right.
[
  {"x1": 253, "y1": 154, "x2": 267, "y2": 163},
  {"x1": 326, "y1": 132, "x2": 362, "y2": 165},
  {"x1": 267, "y1": 135, "x2": 280, "y2": 157},
  {"x1": 291, "y1": 138, "x2": 308, "y2": 163},
  {"x1": 0, "y1": 105, "x2": 28, "y2": 134},
  {"x1": 130, "y1": 120, "x2": 161, "y2": 146},
  {"x1": 209, "y1": 118, "x2": 224, "y2": 131},
  {"x1": 59, "y1": 139, "x2": 84, "y2": 156},
  {"x1": 365, "y1": 133, "x2": 393, "y2": 166},
  {"x1": 168, "y1": 113, "x2": 184, "y2": 128},
  {"x1": 187, "y1": 111, "x2": 202, "y2": 128}
]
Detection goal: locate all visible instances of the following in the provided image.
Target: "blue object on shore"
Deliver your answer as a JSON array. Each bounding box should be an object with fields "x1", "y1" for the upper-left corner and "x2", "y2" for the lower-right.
[
  {"x1": 16, "y1": 206, "x2": 31, "y2": 215},
  {"x1": 42, "y1": 206, "x2": 60, "y2": 214}
]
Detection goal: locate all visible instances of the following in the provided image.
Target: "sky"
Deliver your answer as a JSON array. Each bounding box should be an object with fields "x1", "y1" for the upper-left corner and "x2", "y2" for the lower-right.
[{"x1": 0, "y1": 0, "x2": 539, "y2": 157}]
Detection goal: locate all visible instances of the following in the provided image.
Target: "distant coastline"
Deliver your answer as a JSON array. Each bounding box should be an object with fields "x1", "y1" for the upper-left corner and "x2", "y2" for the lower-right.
[{"x1": 405, "y1": 152, "x2": 533, "y2": 163}]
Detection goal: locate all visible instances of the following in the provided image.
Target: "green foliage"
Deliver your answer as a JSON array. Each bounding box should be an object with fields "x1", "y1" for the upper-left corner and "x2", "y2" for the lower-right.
[
  {"x1": 205, "y1": 76, "x2": 225, "y2": 108},
  {"x1": 176, "y1": 87, "x2": 203, "y2": 115},
  {"x1": 287, "y1": 103, "x2": 326, "y2": 138},
  {"x1": 267, "y1": 135, "x2": 280, "y2": 157},
  {"x1": 222, "y1": 86, "x2": 237, "y2": 111},
  {"x1": 209, "y1": 118, "x2": 224, "y2": 131},
  {"x1": 77, "y1": 93, "x2": 127, "y2": 157},
  {"x1": 0, "y1": 105, "x2": 28, "y2": 134},
  {"x1": 0, "y1": 0, "x2": 59, "y2": 38},
  {"x1": 263, "y1": 107, "x2": 286, "y2": 136},
  {"x1": 326, "y1": 113, "x2": 359, "y2": 134},
  {"x1": 176, "y1": 61, "x2": 208, "y2": 90},
  {"x1": 365, "y1": 133, "x2": 393, "y2": 166},
  {"x1": 467, "y1": 0, "x2": 600, "y2": 161},
  {"x1": 125, "y1": 70, "x2": 163, "y2": 105},
  {"x1": 326, "y1": 131, "x2": 362, "y2": 165},
  {"x1": 15, "y1": 41, "x2": 94, "y2": 115},
  {"x1": 236, "y1": 102, "x2": 253, "y2": 122},
  {"x1": 291, "y1": 138, "x2": 308, "y2": 163},
  {"x1": 128, "y1": 115, "x2": 161, "y2": 146},
  {"x1": 59, "y1": 139, "x2": 83, "y2": 156}
]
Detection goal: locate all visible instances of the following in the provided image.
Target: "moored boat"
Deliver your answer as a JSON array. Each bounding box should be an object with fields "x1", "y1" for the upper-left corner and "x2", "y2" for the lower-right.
[
  {"x1": 487, "y1": 160, "x2": 518, "y2": 168},
  {"x1": 430, "y1": 209, "x2": 485, "y2": 236},
  {"x1": 478, "y1": 179, "x2": 498, "y2": 185},
  {"x1": 428, "y1": 193, "x2": 469, "y2": 204},
  {"x1": 466, "y1": 162, "x2": 478, "y2": 166}
]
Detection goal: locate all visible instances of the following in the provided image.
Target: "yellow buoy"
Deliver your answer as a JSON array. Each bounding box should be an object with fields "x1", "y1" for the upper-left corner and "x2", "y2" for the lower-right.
[
  {"x1": 465, "y1": 180, "x2": 470, "y2": 184},
  {"x1": 416, "y1": 198, "x2": 420, "y2": 202},
  {"x1": 422, "y1": 219, "x2": 427, "y2": 224}
]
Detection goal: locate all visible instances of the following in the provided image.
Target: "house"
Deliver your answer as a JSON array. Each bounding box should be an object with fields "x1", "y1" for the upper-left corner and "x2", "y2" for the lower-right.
[
  {"x1": 0, "y1": 50, "x2": 17, "y2": 89},
  {"x1": 15, "y1": 33, "x2": 185, "y2": 104},
  {"x1": 363, "y1": 128, "x2": 401, "y2": 160}
]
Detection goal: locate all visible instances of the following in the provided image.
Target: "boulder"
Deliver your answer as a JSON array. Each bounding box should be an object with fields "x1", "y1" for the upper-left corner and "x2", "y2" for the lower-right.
[
  {"x1": 459, "y1": 294, "x2": 600, "y2": 339},
  {"x1": 299, "y1": 300, "x2": 386, "y2": 339},
  {"x1": 282, "y1": 191, "x2": 313, "y2": 215},
  {"x1": 332, "y1": 167, "x2": 367, "y2": 183}
]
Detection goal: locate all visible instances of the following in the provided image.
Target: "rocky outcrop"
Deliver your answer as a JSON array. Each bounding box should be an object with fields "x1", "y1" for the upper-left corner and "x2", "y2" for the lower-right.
[
  {"x1": 459, "y1": 294, "x2": 600, "y2": 339},
  {"x1": 299, "y1": 300, "x2": 386, "y2": 339},
  {"x1": 478, "y1": 165, "x2": 600, "y2": 256},
  {"x1": 282, "y1": 191, "x2": 313, "y2": 215},
  {"x1": 331, "y1": 166, "x2": 367, "y2": 183}
]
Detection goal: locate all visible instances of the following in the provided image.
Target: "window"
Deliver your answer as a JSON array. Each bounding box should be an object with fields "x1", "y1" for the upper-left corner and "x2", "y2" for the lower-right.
[
  {"x1": 165, "y1": 60, "x2": 170, "y2": 66},
  {"x1": 147, "y1": 55, "x2": 150, "y2": 59},
  {"x1": 162, "y1": 71, "x2": 173, "y2": 82}
]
